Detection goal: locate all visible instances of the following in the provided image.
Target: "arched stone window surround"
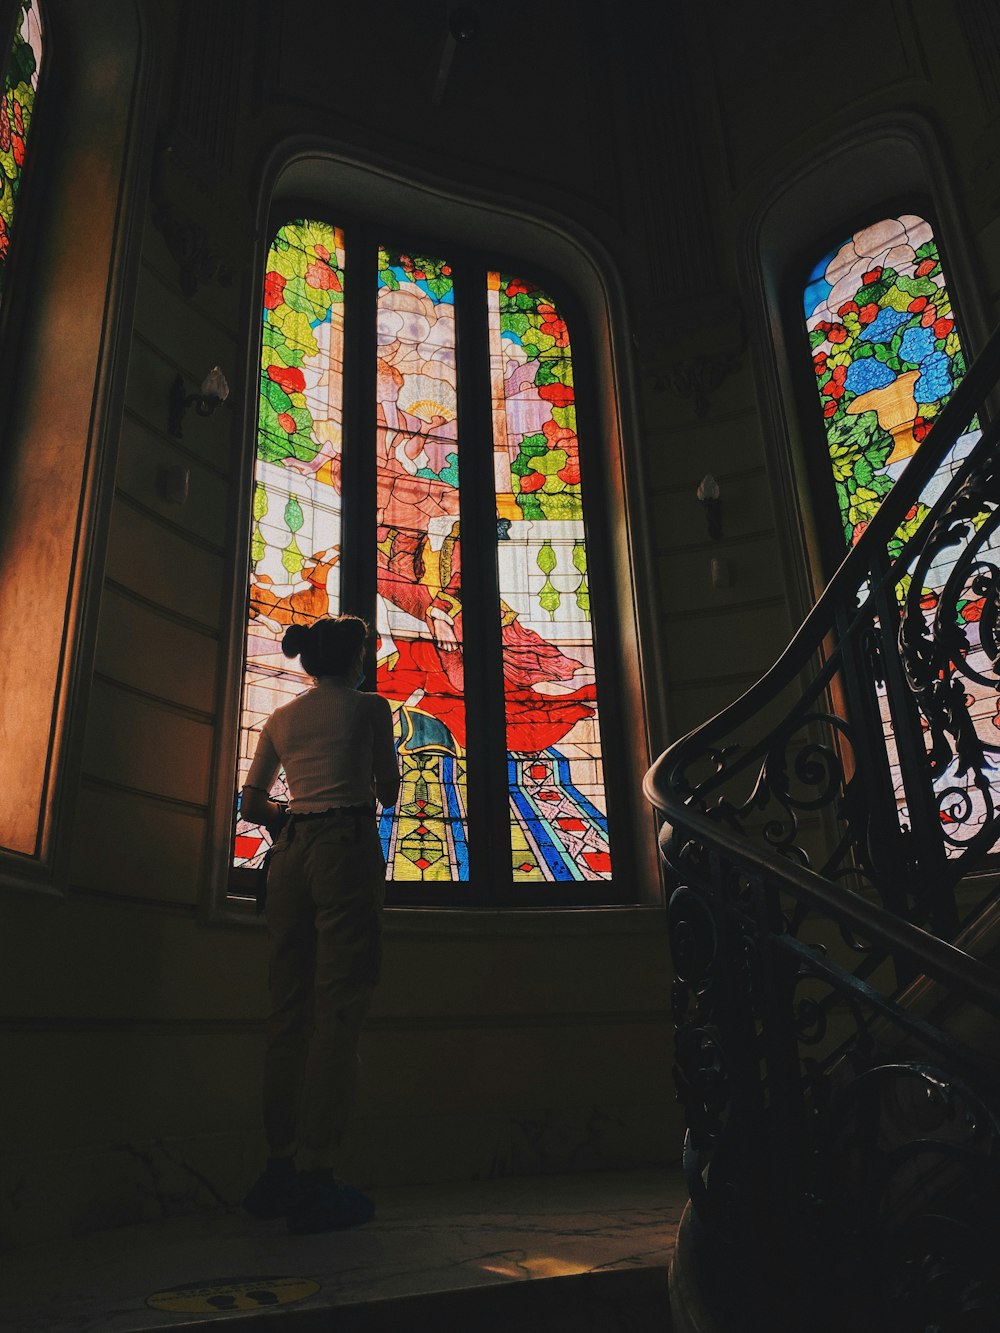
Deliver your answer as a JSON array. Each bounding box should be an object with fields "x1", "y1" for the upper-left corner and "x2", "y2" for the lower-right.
[{"x1": 208, "y1": 142, "x2": 664, "y2": 916}]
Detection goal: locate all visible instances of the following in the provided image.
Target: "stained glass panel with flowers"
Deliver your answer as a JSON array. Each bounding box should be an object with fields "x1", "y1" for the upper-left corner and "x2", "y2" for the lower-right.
[
  {"x1": 0, "y1": 0, "x2": 42, "y2": 303},
  {"x1": 804, "y1": 214, "x2": 998, "y2": 856},
  {"x1": 804, "y1": 215, "x2": 967, "y2": 555}
]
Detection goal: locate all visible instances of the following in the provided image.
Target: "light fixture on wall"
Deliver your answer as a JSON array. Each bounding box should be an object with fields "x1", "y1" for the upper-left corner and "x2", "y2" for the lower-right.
[
  {"x1": 696, "y1": 473, "x2": 722, "y2": 540},
  {"x1": 168, "y1": 366, "x2": 230, "y2": 439}
]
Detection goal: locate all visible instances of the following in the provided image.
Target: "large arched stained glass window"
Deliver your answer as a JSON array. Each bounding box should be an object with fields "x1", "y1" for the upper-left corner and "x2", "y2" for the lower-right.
[
  {"x1": 0, "y1": 0, "x2": 42, "y2": 304},
  {"x1": 803, "y1": 213, "x2": 999, "y2": 854},
  {"x1": 232, "y1": 220, "x2": 616, "y2": 901}
]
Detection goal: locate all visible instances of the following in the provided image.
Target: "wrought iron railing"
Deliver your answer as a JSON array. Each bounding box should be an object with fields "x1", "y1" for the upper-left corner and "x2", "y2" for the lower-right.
[{"x1": 645, "y1": 321, "x2": 1000, "y2": 1331}]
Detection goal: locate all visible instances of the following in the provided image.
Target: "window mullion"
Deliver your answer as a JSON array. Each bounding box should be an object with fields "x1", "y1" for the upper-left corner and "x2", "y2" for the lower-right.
[
  {"x1": 455, "y1": 259, "x2": 510, "y2": 901},
  {"x1": 340, "y1": 220, "x2": 378, "y2": 631}
]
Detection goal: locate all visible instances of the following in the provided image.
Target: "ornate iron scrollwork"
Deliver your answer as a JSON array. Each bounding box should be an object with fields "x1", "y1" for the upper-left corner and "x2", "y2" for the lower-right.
[
  {"x1": 899, "y1": 451, "x2": 1000, "y2": 856},
  {"x1": 648, "y1": 369, "x2": 1000, "y2": 1327},
  {"x1": 809, "y1": 1062, "x2": 1000, "y2": 1327},
  {"x1": 666, "y1": 833, "x2": 1000, "y2": 1329}
]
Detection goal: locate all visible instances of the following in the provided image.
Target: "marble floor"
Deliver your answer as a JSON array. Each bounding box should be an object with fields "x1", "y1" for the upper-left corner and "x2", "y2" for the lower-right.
[{"x1": 1, "y1": 1168, "x2": 686, "y2": 1332}]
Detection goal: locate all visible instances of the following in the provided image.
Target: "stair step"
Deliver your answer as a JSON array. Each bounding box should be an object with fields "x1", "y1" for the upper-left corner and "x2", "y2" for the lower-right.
[
  {"x1": 1, "y1": 1168, "x2": 684, "y2": 1331},
  {"x1": 137, "y1": 1267, "x2": 669, "y2": 1332}
]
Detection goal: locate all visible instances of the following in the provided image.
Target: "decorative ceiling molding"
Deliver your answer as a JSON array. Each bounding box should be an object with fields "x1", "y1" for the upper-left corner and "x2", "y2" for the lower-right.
[
  {"x1": 618, "y1": 6, "x2": 721, "y2": 310},
  {"x1": 653, "y1": 350, "x2": 743, "y2": 419},
  {"x1": 644, "y1": 291, "x2": 746, "y2": 417},
  {"x1": 149, "y1": 143, "x2": 235, "y2": 299},
  {"x1": 957, "y1": 0, "x2": 1000, "y2": 114},
  {"x1": 167, "y1": 0, "x2": 242, "y2": 186}
]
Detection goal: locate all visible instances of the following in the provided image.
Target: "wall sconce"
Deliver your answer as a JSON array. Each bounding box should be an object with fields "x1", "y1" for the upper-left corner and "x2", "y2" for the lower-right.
[
  {"x1": 696, "y1": 473, "x2": 723, "y2": 540},
  {"x1": 168, "y1": 366, "x2": 230, "y2": 439}
]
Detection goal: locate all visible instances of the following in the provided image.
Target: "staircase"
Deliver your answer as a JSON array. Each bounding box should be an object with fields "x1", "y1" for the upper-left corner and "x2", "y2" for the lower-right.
[
  {"x1": 0, "y1": 1171, "x2": 683, "y2": 1331},
  {"x1": 645, "y1": 323, "x2": 1000, "y2": 1332}
]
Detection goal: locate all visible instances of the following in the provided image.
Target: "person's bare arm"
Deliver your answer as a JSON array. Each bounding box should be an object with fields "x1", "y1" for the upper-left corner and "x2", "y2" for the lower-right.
[
  {"x1": 242, "y1": 724, "x2": 285, "y2": 832},
  {"x1": 372, "y1": 696, "x2": 401, "y2": 809},
  {"x1": 240, "y1": 785, "x2": 286, "y2": 834}
]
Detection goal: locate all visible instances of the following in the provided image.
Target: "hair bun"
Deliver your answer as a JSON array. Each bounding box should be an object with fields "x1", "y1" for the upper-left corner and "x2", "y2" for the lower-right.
[{"x1": 282, "y1": 623, "x2": 311, "y2": 658}]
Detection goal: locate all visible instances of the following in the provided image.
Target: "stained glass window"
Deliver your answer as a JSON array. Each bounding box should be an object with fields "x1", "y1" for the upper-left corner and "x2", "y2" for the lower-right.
[
  {"x1": 234, "y1": 220, "x2": 345, "y2": 871},
  {"x1": 232, "y1": 222, "x2": 617, "y2": 899},
  {"x1": 804, "y1": 214, "x2": 997, "y2": 854},
  {"x1": 489, "y1": 275, "x2": 611, "y2": 881},
  {"x1": 374, "y1": 247, "x2": 469, "y2": 882},
  {"x1": 804, "y1": 215, "x2": 968, "y2": 553},
  {"x1": 0, "y1": 0, "x2": 42, "y2": 303}
]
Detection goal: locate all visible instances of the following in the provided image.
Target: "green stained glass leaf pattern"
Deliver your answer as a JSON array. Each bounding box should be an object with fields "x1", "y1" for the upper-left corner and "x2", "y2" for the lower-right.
[
  {"x1": 537, "y1": 540, "x2": 561, "y2": 617},
  {"x1": 281, "y1": 535, "x2": 304, "y2": 577},
  {"x1": 573, "y1": 541, "x2": 590, "y2": 616},
  {"x1": 284, "y1": 496, "x2": 304, "y2": 533},
  {"x1": 259, "y1": 219, "x2": 345, "y2": 468},
  {"x1": 0, "y1": 2, "x2": 42, "y2": 303}
]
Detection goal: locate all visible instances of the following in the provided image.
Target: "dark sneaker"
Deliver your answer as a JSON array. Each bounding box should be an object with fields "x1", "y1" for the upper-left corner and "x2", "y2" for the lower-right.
[
  {"x1": 286, "y1": 1171, "x2": 375, "y2": 1233},
  {"x1": 243, "y1": 1159, "x2": 301, "y2": 1219}
]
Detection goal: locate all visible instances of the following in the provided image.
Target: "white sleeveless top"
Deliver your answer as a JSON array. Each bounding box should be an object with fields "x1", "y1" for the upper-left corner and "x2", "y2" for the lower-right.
[{"x1": 245, "y1": 678, "x2": 399, "y2": 812}]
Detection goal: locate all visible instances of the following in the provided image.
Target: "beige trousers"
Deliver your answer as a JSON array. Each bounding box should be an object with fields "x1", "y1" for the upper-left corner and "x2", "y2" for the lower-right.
[{"x1": 262, "y1": 813, "x2": 385, "y2": 1166}]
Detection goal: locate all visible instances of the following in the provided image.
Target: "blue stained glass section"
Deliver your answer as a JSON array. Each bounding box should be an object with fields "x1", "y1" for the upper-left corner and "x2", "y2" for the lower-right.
[
  {"x1": 858, "y1": 308, "x2": 910, "y2": 343},
  {"x1": 553, "y1": 753, "x2": 609, "y2": 831},
  {"x1": 844, "y1": 359, "x2": 895, "y2": 395},
  {"x1": 442, "y1": 755, "x2": 469, "y2": 877},
  {"x1": 915, "y1": 354, "x2": 952, "y2": 404},
  {"x1": 899, "y1": 326, "x2": 936, "y2": 365},
  {"x1": 506, "y1": 751, "x2": 610, "y2": 882}
]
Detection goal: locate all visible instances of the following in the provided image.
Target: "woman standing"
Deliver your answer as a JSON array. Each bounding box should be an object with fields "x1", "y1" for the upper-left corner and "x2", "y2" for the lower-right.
[{"x1": 240, "y1": 615, "x2": 399, "y2": 1233}]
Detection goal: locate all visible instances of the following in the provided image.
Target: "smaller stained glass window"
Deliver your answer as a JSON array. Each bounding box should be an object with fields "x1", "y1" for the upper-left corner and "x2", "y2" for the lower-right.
[
  {"x1": 804, "y1": 214, "x2": 964, "y2": 552},
  {"x1": 374, "y1": 246, "x2": 469, "y2": 882},
  {"x1": 233, "y1": 220, "x2": 346, "y2": 872},
  {"x1": 488, "y1": 274, "x2": 611, "y2": 881},
  {"x1": 802, "y1": 213, "x2": 1000, "y2": 859},
  {"x1": 0, "y1": 0, "x2": 42, "y2": 303}
]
